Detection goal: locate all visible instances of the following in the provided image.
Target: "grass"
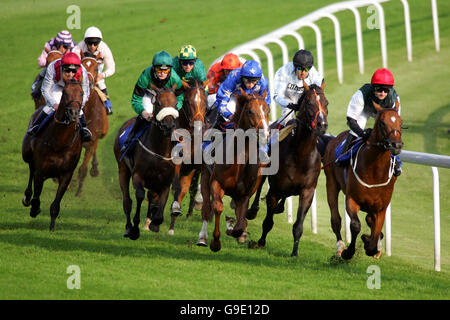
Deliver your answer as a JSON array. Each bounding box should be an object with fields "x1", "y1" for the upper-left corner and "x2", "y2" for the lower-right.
[{"x1": 0, "y1": 0, "x2": 449, "y2": 300}]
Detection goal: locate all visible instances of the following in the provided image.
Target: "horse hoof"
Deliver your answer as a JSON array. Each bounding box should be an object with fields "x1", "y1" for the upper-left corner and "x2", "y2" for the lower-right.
[
  {"x1": 341, "y1": 249, "x2": 354, "y2": 260},
  {"x1": 127, "y1": 228, "x2": 140, "y2": 240},
  {"x1": 49, "y1": 220, "x2": 55, "y2": 232},
  {"x1": 168, "y1": 229, "x2": 174, "y2": 236},
  {"x1": 246, "y1": 207, "x2": 258, "y2": 220},
  {"x1": 336, "y1": 240, "x2": 346, "y2": 257},
  {"x1": 248, "y1": 240, "x2": 259, "y2": 249},
  {"x1": 257, "y1": 239, "x2": 266, "y2": 248},
  {"x1": 30, "y1": 208, "x2": 41, "y2": 218},
  {"x1": 373, "y1": 250, "x2": 382, "y2": 259},
  {"x1": 197, "y1": 238, "x2": 208, "y2": 247},
  {"x1": 237, "y1": 232, "x2": 247, "y2": 244},
  {"x1": 90, "y1": 167, "x2": 99, "y2": 177},
  {"x1": 273, "y1": 203, "x2": 285, "y2": 214},
  {"x1": 149, "y1": 223, "x2": 160, "y2": 233},
  {"x1": 194, "y1": 201, "x2": 203, "y2": 211},
  {"x1": 210, "y1": 240, "x2": 221, "y2": 252},
  {"x1": 22, "y1": 197, "x2": 31, "y2": 207}
]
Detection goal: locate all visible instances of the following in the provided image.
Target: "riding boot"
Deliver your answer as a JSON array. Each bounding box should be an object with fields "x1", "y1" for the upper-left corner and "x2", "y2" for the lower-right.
[
  {"x1": 393, "y1": 157, "x2": 402, "y2": 177},
  {"x1": 31, "y1": 74, "x2": 44, "y2": 99},
  {"x1": 79, "y1": 114, "x2": 92, "y2": 142},
  {"x1": 101, "y1": 88, "x2": 113, "y2": 115},
  {"x1": 120, "y1": 116, "x2": 146, "y2": 152},
  {"x1": 335, "y1": 133, "x2": 355, "y2": 166},
  {"x1": 27, "y1": 110, "x2": 48, "y2": 136}
]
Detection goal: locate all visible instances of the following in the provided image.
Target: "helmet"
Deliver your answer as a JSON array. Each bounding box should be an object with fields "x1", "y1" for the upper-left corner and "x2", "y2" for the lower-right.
[
  {"x1": 240, "y1": 60, "x2": 262, "y2": 79},
  {"x1": 221, "y1": 53, "x2": 241, "y2": 70},
  {"x1": 152, "y1": 51, "x2": 173, "y2": 67},
  {"x1": 293, "y1": 49, "x2": 314, "y2": 69},
  {"x1": 179, "y1": 45, "x2": 197, "y2": 60},
  {"x1": 371, "y1": 68, "x2": 394, "y2": 86},
  {"x1": 61, "y1": 52, "x2": 81, "y2": 67},
  {"x1": 55, "y1": 30, "x2": 73, "y2": 46},
  {"x1": 84, "y1": 26, "x2": 103, "y2": 40}
]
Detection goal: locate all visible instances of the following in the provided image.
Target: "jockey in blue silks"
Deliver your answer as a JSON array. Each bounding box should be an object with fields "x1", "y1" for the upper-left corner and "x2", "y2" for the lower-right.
[{"x1": 215, "y1": 60, "x2": 271, "y2": 129}]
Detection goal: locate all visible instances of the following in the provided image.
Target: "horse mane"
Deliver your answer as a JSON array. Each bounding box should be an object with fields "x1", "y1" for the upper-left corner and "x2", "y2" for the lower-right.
[{"x1": 82, "y1": 51, "x2": 97, "y2": 59}]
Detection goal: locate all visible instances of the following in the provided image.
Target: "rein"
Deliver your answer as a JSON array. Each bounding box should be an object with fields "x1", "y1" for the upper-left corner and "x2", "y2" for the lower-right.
[
  {"x1": 310, "y1": 88, "x2": 327, "y2": 130},
  {"x1": 137, "y1": 139, "x2": 174, "y2": 161},
  {"x1": 181, "y1": 86, "x2": 205, "y2": 127}
]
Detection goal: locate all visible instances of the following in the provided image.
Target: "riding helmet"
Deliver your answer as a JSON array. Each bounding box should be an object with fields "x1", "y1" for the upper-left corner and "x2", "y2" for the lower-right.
[
  {"x1": 152, "y1": 51, "x2": 173, "y2": 68},
  {"x1": 179, "y1": 45, "x2": 197, "y2": 60},
  {"x1": 293, "y1": 49, "x2": 314, "y2": 69},
  {"x1": 61, "y1": 52, "x2": 81, "y2": 66},
  {"x1": 84, "y1": 26, "x2": 103, "y2": 40},
  {"x1": 240, "y1": 60, "x2": 262, "y2": 79},
  {"x1": 221, "y1": 53, "x2": 241, "y2": 70},
  {"x1": 371, "y1": 68, "x2": 394, "y2": 86}
]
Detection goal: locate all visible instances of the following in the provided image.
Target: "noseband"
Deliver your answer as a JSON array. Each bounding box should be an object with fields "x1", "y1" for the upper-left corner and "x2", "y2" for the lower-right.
[
  {"x1": 370, "y1": 117, "x2": 403, "y2": 151},
  {"x1": 181, "y1": 85, "x2": 205, "y2": 127},
  {"x1": 54, "y1": 100, "x2": 82, "y2": 125},
  {"x1": 300, "y1": 88, "x2": 327, "y2": 130},
  {"x1": 237, "y1": 95, "x2": 268, "y2": 129}
]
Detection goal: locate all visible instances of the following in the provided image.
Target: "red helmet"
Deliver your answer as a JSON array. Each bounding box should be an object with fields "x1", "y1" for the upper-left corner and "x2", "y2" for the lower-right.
[
  {"x1": 371, "y1": 68, "x2": 394, "y2": 86},
  {"x1": 61, "y1": 52, "x2": 81, "y2": 66},
  {"x1": 221, "y1": 53, "x2": 241, "y2": 70}
]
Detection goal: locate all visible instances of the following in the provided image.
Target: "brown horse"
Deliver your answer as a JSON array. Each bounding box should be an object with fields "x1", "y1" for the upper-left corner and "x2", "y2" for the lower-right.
[
  {"x1": 22, "y1": 80, "x2": 83, "y2": 231},
  {"x1": 248, "y1": 82, "x2": 328, "y2": 257},
  {"x1": 75, "y1": 55, "x2": 109, "y2": 196},
  {"x1": 33, "y1": 50, "x2": 63, "y2": 109},
  {"x1": 113, "y1": 84, "x2": 179, "y2": 240},
  {"x1": 166, "y1": 79, "x2": 208, "y2": 235},
  {"x1": 322, "y1": 101, "x2": 403, "y2": 259},
  {"x1": 197, "y1": 89, "x2": 270, "y2": 252}
]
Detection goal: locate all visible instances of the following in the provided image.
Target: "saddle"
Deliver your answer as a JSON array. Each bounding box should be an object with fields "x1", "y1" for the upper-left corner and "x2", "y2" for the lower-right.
[
  {"x1": 119, "y1": 122, "x2": 152, "y2": 161},
  {"x1": 334, "y1": 138, "x2": 364, "y2": 166}
]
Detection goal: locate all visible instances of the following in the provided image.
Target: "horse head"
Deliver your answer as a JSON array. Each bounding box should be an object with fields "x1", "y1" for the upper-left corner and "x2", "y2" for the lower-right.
[
  {"x1": 46, "y1": 50, "x2": 63, "y2": 66},
  {"x1": 297, "y1": 81, "x2": 328, "y2": 135},
  {"x1": 56, "y1": 79, "x2": 83, "y2": 124},
  {"x1": 233, "y1": 88, "x2": 270, "y2": 140},
  {"x1": 150, "y1": 83, "x2": 179, "y2": 136},
  {"x1": 371, "y1": 100, "x2": 403, "y2": 155},
  {"x1": 180, "y1": 79, "x2": 208, "y2": 130},
  {"x1": 81, "y1": 52, "x2": 100, "y2": 90}
]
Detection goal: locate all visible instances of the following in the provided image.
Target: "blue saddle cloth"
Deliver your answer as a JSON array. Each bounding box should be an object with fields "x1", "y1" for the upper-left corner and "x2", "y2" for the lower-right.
[
  {"x1": 34, "y1": 111, "x2": 55, "y2": 136},
  {"x1": 119, "y1": 122, "x2": 151, "y2": 161},
  {"x1": 334, "y1": 138, "x2": 363, "y2": 165}
]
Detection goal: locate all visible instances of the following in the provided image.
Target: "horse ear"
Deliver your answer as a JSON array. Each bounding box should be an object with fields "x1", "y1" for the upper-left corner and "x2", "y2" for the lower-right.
[
  {"x1": 80, "y1": 51, "x2": 85, "y2": 59},
  {"x1": 202, "y1": 79, "x2": 209, "y2": 89},
  {"x1": 372, "y1": 100, "x2": 383, "y2": 113},
  {"x1": 171, "y1": 82, "x2": 178, "y2": 91},
  {"x1": 394, "y1": 98, "x2": 400, "y2": 112},
  {"x1": 240, "y1": 87, "x2": 247, "y2": 98},
  {"x1": 320, "y1": 79, "x2": 326, "y2": 91},
  {"x1": 261, "y1": 89, "x2": 267, "y2": 99},
  {"x1": 150, "y1": 83, "x2": 159, "y2": 92},
  {"x1": 181, "y1": 80, "x2": 190, "y2": 89},
  {"x1": 96, "y1": 52, "x2": 101, "y2": 61},
  {"x1": 303, "y1": 80, "x2": 310, "y2": 92}
]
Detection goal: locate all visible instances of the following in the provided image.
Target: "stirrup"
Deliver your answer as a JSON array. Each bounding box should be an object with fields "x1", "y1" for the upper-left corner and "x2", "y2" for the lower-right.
[{"x1": 81, "y1": 128, "x2": 92, "y2": 142}]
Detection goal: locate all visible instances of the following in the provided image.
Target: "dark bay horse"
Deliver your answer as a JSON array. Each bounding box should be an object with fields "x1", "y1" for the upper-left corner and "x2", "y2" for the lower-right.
[
  {"x1": 248, "y1": 82, "x2": 328, "y2": 257},
  {"x1": 22, "y1": 80, "x2": 83, "y2": 231},
  {"x1": 197, "y1": 89, "x2": 270, "y2": 252},
  {"x1": 75, "y1": 55, "x2": 109, "y2": 196},
  {"x1": 167, "y1": 79, "x2": 208, "y2": 236},
  {"x1": 33, "y1": 50, "x2": 63, "y2": 109},
  {"x1": 113, "y1": 84, "x2": 179, "y2": 240},
  {"x1": 322, "y1": 101, "x2": 403, "y2": 259}
]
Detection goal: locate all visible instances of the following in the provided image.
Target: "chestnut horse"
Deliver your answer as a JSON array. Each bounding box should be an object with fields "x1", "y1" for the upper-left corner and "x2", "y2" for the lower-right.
[
  {"x1": 75, "y1": 54, "x2": 109, "y2": 196},
  {"x1": 22, "y1": 80, "x2": 83, "y2": 231},
  {"x1": 322, "y1": 101, "x2": 403, "y2": 259},
  {"x1": 197, "y1": 89, "x2": 270, "y2": 252},
  {"x1": 33, "y1": 50, "x2": 63, "y2": 109},
  {"x1": 248, "y1": 82, "x2": 329, "y2": 257},
  {"x1": 166, "y1": 79, "x2": 208, "y2": 236},
  {"x1": 113, "y1": 84, "x2": 179, "y2": 240}
]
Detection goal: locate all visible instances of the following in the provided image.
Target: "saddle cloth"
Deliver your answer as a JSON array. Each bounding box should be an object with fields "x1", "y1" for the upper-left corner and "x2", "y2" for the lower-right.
[
  {"x1": 119, "y1": 122, "x2": 151, "y2": 161},
  {"x1": 334, "y1": 138, "x2": 364, "y2": 166}
]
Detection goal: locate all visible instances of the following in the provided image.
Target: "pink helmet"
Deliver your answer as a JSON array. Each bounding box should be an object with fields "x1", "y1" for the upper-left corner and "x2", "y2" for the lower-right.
[{"x1": 61, "y1": 52, "x2": 81, "y2": 67}]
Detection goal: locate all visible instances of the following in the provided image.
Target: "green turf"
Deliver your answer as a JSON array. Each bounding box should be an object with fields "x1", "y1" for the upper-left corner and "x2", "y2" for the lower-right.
[{"x1": 0, "y1": 0, "x2": 449, "y2": 300}]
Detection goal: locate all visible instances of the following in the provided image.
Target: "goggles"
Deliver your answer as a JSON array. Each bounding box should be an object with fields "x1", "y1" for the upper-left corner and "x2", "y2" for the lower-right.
[
  {"x1": 295, "y1": 65, "x2": 309, "y2": 72},
  {"x1": 181, "y1": 60, "x2": 196, "y2": 66},
  {"x1": 85, "y1": 39, "x2": 101, "y2": 46},
  {"x1": 155, "y1": 66, "x2": 171, "y2": 74},
  {"x1": 62, "y1": 65, "x2": 79, "y2": 73},
  {"x1": 242, "y1": 77, "x2": 259, "y2": 83},
  {"x1": 374, "y1": 86, "x2": 391, "y2": 93}
]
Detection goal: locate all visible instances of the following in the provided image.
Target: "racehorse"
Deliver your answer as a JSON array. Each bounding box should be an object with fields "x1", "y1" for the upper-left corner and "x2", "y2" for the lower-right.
[
  {"x1": 197, "y1": 89, "x2": 270, "y2": 252},
  {"x1": 321, "y1": 101, "x2": 403, "y2": 259},
  {"x1": 113, "y1": 84, "x2": 179, "y2": 240},
  {"x1": 75, "y1": 54, "x2": 109, "y2": 196},
  {"x1": 33, "y1": 50, "x2": 63, "y2": 109},
  {"x1": 166, "y1": 79, "x2": 208, "y2": 236},
  {"x1": 248, "y1": 82, "x2": 328, "y2": 257},
  {"x1": 22, "y1": 79, "x2": 83, "y2": 231}
]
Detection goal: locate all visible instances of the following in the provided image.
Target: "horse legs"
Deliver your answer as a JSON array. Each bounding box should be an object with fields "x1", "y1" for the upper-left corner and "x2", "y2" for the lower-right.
[
  {"x1": 291, "y1": 188, "x2": 315, "y2": 257},
  {"x1": 187, "y1": 169, "x2": 201, "y2": 217},
  {"x1": 75, "y1": 141, "x2": 96, "y2": 197},
  {"x1": 90, "y1": 150, "x2": 100, "y2": 177},
  {"x1": 168, "y1": 170, "x2": 196, "y2": 235},
  {"x1": 49, "y1": 171, "x2": 73, "y2": 231},
  {"x1": 119, "y1": 166, "x2": 133, "y2": 238},
  {"x1": 30, "y1": 173, "x2": 45, "y2": 218},
  {"x1": 362, "y1": 211, "x2": 386, "y2": 258},
  {"x1": 197, "y1": 170, "x2": 211, "y2": 247},
  {"x1": 149, "y1": 186, "x2": 170, "y2": 233},
  {"x1": 247, "y1": 175, "x2": 266, "y2": 220},
  {"x1": 227, "y1": 197, "x2": 249, "y2": 239},
  {"x1": 210, "y1": 180, "x2": 225, "y2": 252},
  {"x1": 341, "y1": 197, "x2": 361, "y2": 260},
  {"x1": 256, "y1": 189, "x2": 278, "y2": 248},
  {"x1": 326, "y1": 177, "x2": 345, "y2": 257},
  {"x1": 22, "y1": 162, "x2": 34, "y2": 207}
]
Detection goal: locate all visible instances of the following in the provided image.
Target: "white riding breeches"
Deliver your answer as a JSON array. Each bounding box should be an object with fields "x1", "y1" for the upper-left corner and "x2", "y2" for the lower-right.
[
  {"x1": 207, "y1": 94, "x2": 216, "y2": 110},
  {"x1": 142, "y1": 93, "x2": 154, "y2": 114}
]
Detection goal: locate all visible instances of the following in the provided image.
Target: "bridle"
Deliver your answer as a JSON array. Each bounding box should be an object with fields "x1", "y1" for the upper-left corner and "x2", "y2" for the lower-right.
[
  {"x1": 368, "y1": 113, "x2": 403, "y2": 152},
  {"x1": 180, "y1": 85, "x2": 206, "y2": 128},
  {"x1": 299, "y1": 88, "x2": 327, "y2": 131},
  {"x1": 237, "y1": 95, "x2": 268, "y2": 130},
  {"x1": 82, "y1": 57, "x2": 98, "y2": 90}
]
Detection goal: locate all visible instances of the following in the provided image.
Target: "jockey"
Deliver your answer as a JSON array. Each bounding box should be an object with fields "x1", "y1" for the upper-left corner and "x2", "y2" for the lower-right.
[
  {"x1": 121, "y1": 51, "x2": 183, "y2": 152},
  {"x1": 215, "y1": 60, "x2": 271, "y2": 129},
  {"x1": 340, "y1": 68, "x2": 402, "y2": 176},
  {"x1": 32, "y1": 30, "x2": 77, "y2": 99},
  {"x1": 27, "y1": 52, "x2": 92, "y2": 142},
  {"x1": 206, "y1": 52, "x2": 244, "y2": 109},
  {"x1": 172, "y1": 45, "x2": 207, "y2": 83},
  {"x1": 273, "y1": 49, "x2": 323, "y2": 127},
  {"x1": 72, "y1": 26, "x2": 116, "y2": 115}
]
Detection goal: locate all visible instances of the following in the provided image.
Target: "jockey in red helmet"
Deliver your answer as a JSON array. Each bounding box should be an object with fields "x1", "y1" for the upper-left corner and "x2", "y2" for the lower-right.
[
  {"x1": 339, "y1": 68, "x2": 402, "y2": 175},
  {"x1": 27, "y1": 52, "x2": 92, "y2": 142},
  {"x1": 206, "y1": 53, "x2": 245, "y2": 109}
]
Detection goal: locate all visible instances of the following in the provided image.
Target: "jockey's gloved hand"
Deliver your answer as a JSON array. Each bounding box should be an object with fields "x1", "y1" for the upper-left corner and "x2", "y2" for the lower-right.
[
  {"x1": 362, "y1": 128, "x2": 372, "y2": 141},
  {"x1": 286, "y1": 103, "x2": 300, "y2": 111}
]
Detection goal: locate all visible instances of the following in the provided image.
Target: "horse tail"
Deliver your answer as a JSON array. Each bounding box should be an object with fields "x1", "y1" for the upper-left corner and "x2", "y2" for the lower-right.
[{"x1": 317, "y1": 133, "x2": 335, "y2": 159}]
